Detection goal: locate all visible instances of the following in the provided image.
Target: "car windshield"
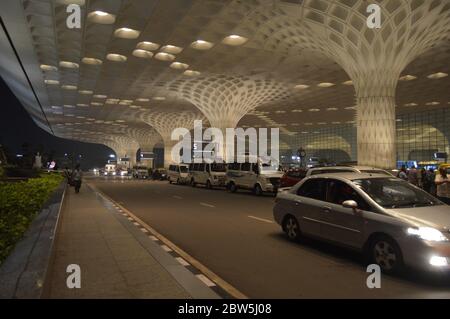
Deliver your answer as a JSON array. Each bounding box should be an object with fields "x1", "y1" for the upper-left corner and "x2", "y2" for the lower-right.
[
  {"x1": 211, "y1": 163, "x2": 226, "y2": 172},
  {"x1": 179, "y1": 166, "x2": 188, "y2": 173},
  {"x1": 261, "y1": 162, "x2": 281, "y2": 172},
  {"x1": 353, "y1": 178, "x2": 442, "y2": 208},
  {"x1": 360, "y1": 170, "x2": 391, "y2": 176}
]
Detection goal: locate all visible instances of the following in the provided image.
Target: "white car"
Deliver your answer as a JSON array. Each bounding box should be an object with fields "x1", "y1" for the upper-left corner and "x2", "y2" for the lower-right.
[
  {"x1": 189, "y1": 163, "x2": 227, "y2": 189},
  {"x1": 226, "y1": 159, "x2": 283, "y2": 195},
  {"x1": 306, "y1": 166, "x2": 393, "y2": 177},
  {"x1": 168, "y1": 164, "x2": 190, "y2": 184}
]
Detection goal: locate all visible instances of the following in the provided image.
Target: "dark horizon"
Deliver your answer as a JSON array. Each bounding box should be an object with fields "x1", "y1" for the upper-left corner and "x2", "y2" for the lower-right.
[{"x1": 0, "y1": 76, "x2": 112, "y2": 169}]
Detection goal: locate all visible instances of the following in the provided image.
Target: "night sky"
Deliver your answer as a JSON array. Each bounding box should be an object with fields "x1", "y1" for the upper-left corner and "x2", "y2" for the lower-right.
[{"x1": 0, "y1": 76, "x2": 112, "y2": 169}]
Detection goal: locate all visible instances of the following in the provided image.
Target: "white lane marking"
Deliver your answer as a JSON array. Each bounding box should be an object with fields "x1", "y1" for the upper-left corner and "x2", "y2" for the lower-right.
[
  {"x1": 200, "y1": 202, "x2": 215, "y2": 208},
  {"x1": 248, "y1": 216, "x2": 274, "y2": 224},
  {"x1": 173, "y1": 195, "x2": 182, "y2": 200},
  {"x1": 149, "y1": 235, "x2": 158, "y2": 241},
  {"x1": 161, "y1": 244, "x2": 173, "y2": 252},
  {"x1": 176, "y1": 257, "x2": 190, "y2": 267},
  {"x1": 196, "y1": 274, "x2": 216, "y2": 287}
]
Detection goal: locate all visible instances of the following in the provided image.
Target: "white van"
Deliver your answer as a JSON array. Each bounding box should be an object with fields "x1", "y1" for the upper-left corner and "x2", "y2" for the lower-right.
[
  {"x1": 104, "y1": 164, "x2": 116, "y2": 176},
  {"x1": 168, "y1": 164, "x2": 190, "y2": 184},
  {"x1": 189, "y1": 163, "x2": 227, "y2": 189},
  {"x1": 226, "y1": 159, "x2": 283, "y2": 195}
]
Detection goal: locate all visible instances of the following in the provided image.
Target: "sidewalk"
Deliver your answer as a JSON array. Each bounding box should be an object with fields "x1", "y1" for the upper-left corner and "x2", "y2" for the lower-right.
[{"x1": 44, "y1": 183, "x2": 220, "y2": 299}]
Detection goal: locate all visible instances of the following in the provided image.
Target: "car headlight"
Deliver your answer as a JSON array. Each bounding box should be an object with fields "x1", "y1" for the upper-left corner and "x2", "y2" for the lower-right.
[{"x1": 407, "y1": 227, "x2": 448, "y2": 242}]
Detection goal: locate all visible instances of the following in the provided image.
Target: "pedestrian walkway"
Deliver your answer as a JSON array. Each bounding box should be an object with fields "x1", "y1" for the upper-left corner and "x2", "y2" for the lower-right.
[{"x1": 44, "y1": 183, "x2": 220, "y2": 299}]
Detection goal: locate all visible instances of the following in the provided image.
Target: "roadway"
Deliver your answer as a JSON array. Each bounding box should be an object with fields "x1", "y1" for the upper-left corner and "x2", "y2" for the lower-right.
[{"x1": 88, "y1": 177, "x2": 450, "y2": 298}]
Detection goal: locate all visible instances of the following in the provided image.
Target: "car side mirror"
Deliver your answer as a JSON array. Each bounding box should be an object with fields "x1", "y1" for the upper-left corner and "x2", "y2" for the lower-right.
[{"x1": 342, "y1": 200, "x2": 358, "y2": 209}]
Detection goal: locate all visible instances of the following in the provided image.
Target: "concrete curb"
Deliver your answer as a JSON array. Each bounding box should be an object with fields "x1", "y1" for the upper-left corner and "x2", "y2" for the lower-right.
[{"x1": 0, "y1": 182, "x2": 66, "y2": 299}]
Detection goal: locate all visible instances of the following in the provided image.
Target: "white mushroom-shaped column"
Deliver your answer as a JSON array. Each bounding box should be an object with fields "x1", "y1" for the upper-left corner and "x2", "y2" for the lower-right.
[{"x1": 257, "y1": 0, "x2": 450, "y2": 168}]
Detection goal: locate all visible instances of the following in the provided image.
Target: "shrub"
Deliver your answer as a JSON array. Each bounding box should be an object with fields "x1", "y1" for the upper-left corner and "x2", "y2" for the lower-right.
[{"x1": 0, "y1": 173, "x2": 63, "y2": 264}]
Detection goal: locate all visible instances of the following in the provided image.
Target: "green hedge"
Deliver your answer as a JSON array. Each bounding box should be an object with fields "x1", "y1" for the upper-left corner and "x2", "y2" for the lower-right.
[{"x1": 0, "y1": 173, "x2": 63, "y2": 264}]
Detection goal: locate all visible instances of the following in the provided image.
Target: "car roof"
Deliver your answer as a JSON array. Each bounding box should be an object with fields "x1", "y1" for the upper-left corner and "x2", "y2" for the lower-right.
[
  {"x1": 352, "y1": 166, "x2": 387, "y2": 171},
  {"x1": 309, "y1": 166, "x2": 357, "y2": 171},
  {"x1": 307, "y1": 172, "x2": 395, "y2": 181}
]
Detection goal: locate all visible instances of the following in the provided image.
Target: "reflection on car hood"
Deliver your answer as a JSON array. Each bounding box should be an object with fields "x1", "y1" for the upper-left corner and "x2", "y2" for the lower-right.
[
  {"x1": 386, "y1": 205, "x2": 450, "y2": 229},
  {"x1": 261, "y1": 172, "x2": 283, "y2": 178}
]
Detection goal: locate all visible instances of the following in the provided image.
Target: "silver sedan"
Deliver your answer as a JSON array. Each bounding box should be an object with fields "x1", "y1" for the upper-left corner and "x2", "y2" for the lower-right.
[{"x1": 273, "y1": 173, "x2": 450, "y2": 274}]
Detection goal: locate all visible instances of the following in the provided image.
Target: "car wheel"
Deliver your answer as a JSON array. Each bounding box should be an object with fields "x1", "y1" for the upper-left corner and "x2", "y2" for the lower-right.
[
  {"x1": 206, "y1": 180, "x2": 212, "y2": 189},
  {"x1": 229, "y1": 182, "x2": 237, "y2": 193},
  {"x1": 254, "y1": 184, "x2": 263, "y2": 196},
  {"x1": 369, "y1": 235, "x2": 404, "y2": 274},
  {"x1": 283, "y1": 215, "x2": 301, "y2": 241}
]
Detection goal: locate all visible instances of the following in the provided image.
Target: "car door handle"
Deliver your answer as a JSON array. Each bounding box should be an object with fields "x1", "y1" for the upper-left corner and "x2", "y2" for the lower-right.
[{"x1": 322, "y1": 206, "x2": 332, "y2": 213}]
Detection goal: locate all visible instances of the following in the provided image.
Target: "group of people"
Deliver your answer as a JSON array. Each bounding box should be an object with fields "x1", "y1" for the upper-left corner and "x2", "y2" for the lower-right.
[
  {"x1": 64, "y1": 164, "x2": 83, "y2": 194},
  {"x1": 397, "y1": 165, "x2": 450, "y2": 204}
]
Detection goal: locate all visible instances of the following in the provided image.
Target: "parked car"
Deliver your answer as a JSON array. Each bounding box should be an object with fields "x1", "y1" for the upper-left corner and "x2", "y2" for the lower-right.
[
  {"x1": 273, "y1": 173, "x2": 450, "y2": 274},
  {"x1": 189, "y1": 163, "x2": 227, "y2": 189},
  {"x1": 280, "y1": 169, "x2": 307, "y2": 188},
  {"x1": 152, "y1": 168, "x2": 168, "y2": 181},
  {"x1": 132, "y1": 165, "x2": 149, "y2": 179},
  {"x1": 226, "y1": 158, "x2": 283, "y2": 195},
  {"x1": 168, "y1": 164, "x2": 190, "y2": 184}
]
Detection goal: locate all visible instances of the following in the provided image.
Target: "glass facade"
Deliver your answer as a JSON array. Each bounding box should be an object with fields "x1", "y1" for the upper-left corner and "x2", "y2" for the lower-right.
[{"x1": 282, "y1": 107, "x2": 450, "y2": 164}]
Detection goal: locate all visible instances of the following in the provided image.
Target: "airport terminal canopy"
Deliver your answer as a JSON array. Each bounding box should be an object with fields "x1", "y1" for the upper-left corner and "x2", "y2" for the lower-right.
[{"x1": 0, "y1": 0, "x2": 449, "y2": 168}]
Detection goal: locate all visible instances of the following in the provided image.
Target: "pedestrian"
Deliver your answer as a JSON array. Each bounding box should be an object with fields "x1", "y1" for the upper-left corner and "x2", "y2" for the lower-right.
[
  {"x1": 64, "y1": 166, "x2": 72, "y2": 185},
  {"x1": 435, "y1": 167, "x2": 450, "y2": 204},
  {"x1": 398, "y1": 165, "x2": 408, "y2": 181},
  {"x1": 72, "y1": 164, "x2": 83, "y2": 194},
  {"x1": 428, "y1": 168, "x2": 437, "y2": 196},
  {"x1": 422, "y1": 168, "x2": 433, "y2": 194},
  {"x1": 408, "y1": 166, "x2": 418, "y2": 186}
]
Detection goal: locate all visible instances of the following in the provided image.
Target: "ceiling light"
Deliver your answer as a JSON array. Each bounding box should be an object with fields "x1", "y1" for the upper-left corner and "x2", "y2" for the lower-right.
[
  {"x1": 114, "y1": 27, "x2": 140, "y2": 39},
  {"x1": 82, "y1": 57, "x2": 102, "y2": 65},
  {"x1": 170, "y1": 62, "x2": 189, "y2": 70},
  {"x1": 426, "y1": 101, "x2": 440, "y2": 106},
  {"x1": 318, "y1": 82, "x2": 335, "y2": 88},
  {"x1": 63, "y1": 105, "x2": 75, "y2": 108},
  {"x1": 51, "y1": 106, "x2": 61, "y2": 109},
  {"x1": 190, "y1": 40, "x2": 214, "y2": 50},
  {"x1": 77, "y1": 104, "x2": 89, "y2": 107},
  {"x1": 91, "y1": 102, "x2": 103, "y2": 106},
  {"x1": 345, "y1": 106, "x2": 356, "y2": 110},
  {"x1": 136, "y1": 98, "x2": 150, "y2": 102},
  {"x1": 222, "y1": 35, "x2": 248, "y2": 46},
  {"x1": 155, "y1": 52, "x2": 176, "y2": 62},
  {"x1": 116, "y1": 120, "x2": 125, "y2": 123},
  {"x1": 326, "y1": 107, "x2": 338, "y2": 111},
  {"x1": 61, "y1": 85, "x2": 77, "y2": 90},
  {"x1": 294, "y1": 84, "x2": 309, "y2": 90},
  {"x1": 332, "y1": 121, "x2": 341, "y2": 124},
  {"x1": 427, "y1": 72, "x2": 448, "y2": 79},
  {"x1": 106, "y1": 99, "x2": 119, "y2": 105},
  {"x1": 399, "y1": 75, "x2": 417, "y2": 81},
  {"x1": 183, "y1": 70, "x2": 201, "y2": 77},
  {"x1": 153, "y1": 97, "x2": 166, "y2": 101},
  {"x1": 132, "y1": 49, "x2": 154, "y2": 59},
  {"x1": 137, "y1": 41, "x2": 160, "y2": 51},
  {"x1": 292, "y1": 109, "x2": 303, "y2": 113},
  {"x1": 40, "y1": 64, "x2": 57, "y2": 71},
  {"x1": 106, "y1": 54, "x2": 127, "y2": 62},
  {"x1": 304, "y1": 123, "x2": 313, "y2": 126},
  {"x1": 87, "y1": 11, "x2": 116, "y2": 24},
  {"x1": 79, "y1": 90, "x2": 93, "y2": 95},
  {"x1": 318, "y1": 122, "x2": 327, "y2": 125},
  {"x1": 59, "y1": 61, "x2": 79, "y2": 69},
  {"x1": 404, "y1": 102, "x2": 418, "y2": 107},
  {"x1": 93, "y1": 94, "x2": 107, "y2": 99},
  {"x1": 44, "y1": 80, "x2": 59, "y2": 85},
  {"x1": 161, "y1": 45, "x2": 183, "y2": 54},
  {"x1": 129, "y1": 105, "x2": 141, "y2": 109},
  {"x1": 309, "y1": 108, "x2": 320, "y2": 112},
  {"x1": 342, "y1": 80, "x2": 353, "y2": 85}
]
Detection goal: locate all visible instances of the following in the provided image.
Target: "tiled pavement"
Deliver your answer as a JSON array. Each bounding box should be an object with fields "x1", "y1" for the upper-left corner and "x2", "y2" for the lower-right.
[{"x1": 45, "y1": 183, "x2": 219, "y2": 299}]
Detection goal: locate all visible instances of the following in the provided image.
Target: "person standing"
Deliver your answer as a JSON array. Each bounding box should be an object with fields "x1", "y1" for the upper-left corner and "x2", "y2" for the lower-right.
[
  {"x1": 398, "y1": 165, "x2": 408, "y2": 181},
  {"x1": 435, "y1": 167, "x2": 450, "y2": 204},
  {"x1": 408, "y1": 166, "x2": 418, "y2": 186},
  {"x1": 72, "y1": 164, "x2": 83, "y2": 194}
]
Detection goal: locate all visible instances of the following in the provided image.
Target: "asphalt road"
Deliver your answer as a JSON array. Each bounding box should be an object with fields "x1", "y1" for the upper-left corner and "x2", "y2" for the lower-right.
[{"x1": 89, "y1": 177, "x2": 450, "y2": 298}]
